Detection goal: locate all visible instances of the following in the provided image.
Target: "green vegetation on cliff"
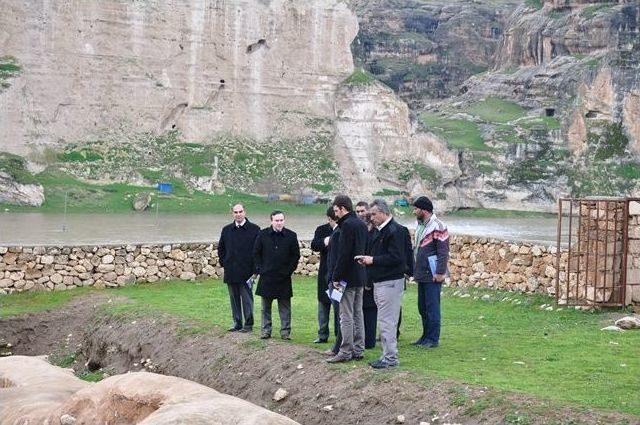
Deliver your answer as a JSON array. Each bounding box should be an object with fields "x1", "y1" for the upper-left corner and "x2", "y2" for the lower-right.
[
  {"x1": 0, "y1": 56, "x2": 21, "y2": 90},
  {"x1": 344, "y1": 68, "x2": 376, "y2": 86},
  {"x1": 0, "y1": 152, "x2": 37, "y2": 184},
  {"x1": 421, "y1": 112, "x2": 489, "y2": 151},
  {"x1": 1, "y1": 169, "x2": 326, "y2": 214}
]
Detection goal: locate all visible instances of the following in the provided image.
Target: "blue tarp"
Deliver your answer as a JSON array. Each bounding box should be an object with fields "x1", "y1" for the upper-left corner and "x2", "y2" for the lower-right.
[{"x1": 157, "y1": 182, "x2": 173, "y2": 193}]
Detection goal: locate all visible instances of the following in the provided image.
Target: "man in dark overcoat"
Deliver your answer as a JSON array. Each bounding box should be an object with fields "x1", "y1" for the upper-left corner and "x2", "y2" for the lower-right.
[
  {"x1": 253, "y1": 210, "x2": 300, "y2": 340},
  {"x1": 310, "y1": 207, "x2": 339, "y2": 343},
  {"x1": 326, "y1": 195, "x2": 368, "y2": 363},
  {"x1": 217, "y1": 203, "x2": 260, "y2": 332}
]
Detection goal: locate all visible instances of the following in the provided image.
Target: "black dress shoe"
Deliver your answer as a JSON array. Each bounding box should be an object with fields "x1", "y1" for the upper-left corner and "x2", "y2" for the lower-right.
[
  {"x1": 239, "y1": 328, "x2": 252, "y2": 333},
  {"x1": 228, "y1": 327, "x2": 242, "y2": 332},
  {"x1": 313, "y1": 338, "x2": 328, "y2": 344},
  {"x1": 260, "y1": 334, "x2": 271, "y2": 339},
  {"x1": 420, "y1": 341, "x2": 439, "y2": 349}
]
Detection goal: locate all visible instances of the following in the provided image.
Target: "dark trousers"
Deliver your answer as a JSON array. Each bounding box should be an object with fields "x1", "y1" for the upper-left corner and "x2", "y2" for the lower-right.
[
  {"x1": 330, "y1": 300, "x2": 342, "y2": 354},
  {"x1": 261, "y1": 297, "x2": 291, "y2": 337},
  {"x1": 363, "y1": 306, "x2": 377, "y2": 349},
  {"x1": 318, "y1": 301, "x2": 340, "y2": 341},
  {"x1": 227, "y1": 282, "x2": 254, "y2": 330},
  {"x1": 417, "y1": 281, "x2": 442, "y2": 344}
]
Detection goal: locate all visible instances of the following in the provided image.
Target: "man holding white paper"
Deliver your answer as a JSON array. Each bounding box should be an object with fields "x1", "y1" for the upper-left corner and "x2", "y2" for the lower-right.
[{"x1": 412, "y1": 196, "x2": 450, "y2": 348}]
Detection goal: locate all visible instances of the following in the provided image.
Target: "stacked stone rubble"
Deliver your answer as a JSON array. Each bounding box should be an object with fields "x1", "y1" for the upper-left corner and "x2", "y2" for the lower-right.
[
  {"x1": 448, "y1": 236, "x2": 563, "y2": 296},
  {"x1": 0, "y1": 242, "x2": 317, "y2": 294},
  {"x1": 2, "y1": 234, "x2": 640, "y2": 305}
]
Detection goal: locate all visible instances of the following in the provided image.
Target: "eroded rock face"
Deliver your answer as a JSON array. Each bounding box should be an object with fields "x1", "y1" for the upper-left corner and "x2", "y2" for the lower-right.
[
  {"x1": 0, "y1": 172, "x2": 44, "y2": 206},
  {"x1": 0, "y1": 0, "x2": 358, "y2": 155},
  {"x1": 333, "y1": 80, "x2": 460, "y2": 201},
  {"x1": 0, "y1": 356, "x2": 299, "y2": 425}
]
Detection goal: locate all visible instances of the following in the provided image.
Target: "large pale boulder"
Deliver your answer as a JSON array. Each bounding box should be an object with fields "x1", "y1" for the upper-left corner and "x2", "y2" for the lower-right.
[
  {"x1": 0, "y1": 356, "x2": 90, "y2": 425},
  {"x1": 0, "y1": 356, "x2": 299, "y2": 425}
]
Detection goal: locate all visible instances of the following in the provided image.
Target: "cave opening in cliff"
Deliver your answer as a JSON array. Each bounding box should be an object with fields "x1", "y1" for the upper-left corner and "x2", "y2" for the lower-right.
[
  {"x1": 246, "y1": 39, "x2": 267, "y2": 54},
  {"x1": 585, "y1": 110, "x2": 600, "y2": 119},
  {"x1": 545, "y1": 108, "x2": 555, "y2": 117}
]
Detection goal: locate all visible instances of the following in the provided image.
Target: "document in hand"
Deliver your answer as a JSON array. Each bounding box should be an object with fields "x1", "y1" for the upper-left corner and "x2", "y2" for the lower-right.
[
  {"x1": 245, "y1": 277, "x2": 254, "y2": 291},
  {"x1": 428, "y1": 255, "x2": 438, "y2": 276},
  {"x1": 326, "y1": 280, "x2": 347, "y2": 303}
]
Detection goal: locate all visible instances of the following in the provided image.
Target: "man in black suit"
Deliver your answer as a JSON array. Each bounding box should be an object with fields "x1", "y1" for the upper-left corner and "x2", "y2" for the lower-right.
[
  {"x1": 357, "y1": 199, "x2": 406, "y2": 369},
  {"x1": 218, "y1": 203, "x2": 261, "y2": 332},
  {"x1": 326, "y1": 195, "x2": 368, "y2": 363},
  {"x1": 310, "y1": 207, "x2": 339, "y2": 344},
  {"x1": 253, "y1": 210, "x2": 301, "y2": 340}
]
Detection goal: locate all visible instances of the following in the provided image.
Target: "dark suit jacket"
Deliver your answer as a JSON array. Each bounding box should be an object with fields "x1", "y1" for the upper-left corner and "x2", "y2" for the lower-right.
[
  {"x1": 366, "y1": 218, "x2": 406, "y2": 283},
  {"x1": 217, "y1": 219, "x2": 260, "y2": 284},
  {"x1": 332, "y1": 211, "x2": 368, "y2": 288},
  {"x1": 253, "y1": 227, "x2": 300, "y2": 299},
  {"x1": 311, "y1": 223, "x2": 333, "y2": 303}
]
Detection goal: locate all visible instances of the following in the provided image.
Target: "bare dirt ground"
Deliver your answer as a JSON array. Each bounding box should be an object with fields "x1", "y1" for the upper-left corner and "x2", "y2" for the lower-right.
[{"x1": 1, "y1": 294, "x2": 635, "y2": 425}]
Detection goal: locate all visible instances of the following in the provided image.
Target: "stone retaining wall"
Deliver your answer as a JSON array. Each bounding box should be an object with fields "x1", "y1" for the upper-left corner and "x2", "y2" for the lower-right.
[{"x1": 0, "y1": 236, "x2": 566, "y2": 297}]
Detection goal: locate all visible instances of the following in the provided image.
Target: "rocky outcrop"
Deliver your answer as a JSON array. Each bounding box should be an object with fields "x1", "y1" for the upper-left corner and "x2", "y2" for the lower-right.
[
  {"x1": 0, "y1": 172, "x2": 44, "y2": 207},
  {"x1": 0, "y1": 356, "x2": 299, "y2": 425},
  {"x1": 350, "y1": 0, "x2": 519, "y2": 105},
  {"x1": 0, "y1": 0, "x2": 358, "y2": 155},
  {"x1": 334, "y1": 79, "x2": 460, "y2": 202}
]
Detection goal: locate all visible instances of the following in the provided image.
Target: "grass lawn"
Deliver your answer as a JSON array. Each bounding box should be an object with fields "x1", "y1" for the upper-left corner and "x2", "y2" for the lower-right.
[
  {"x1": 421, "y1": 113, "x2": 490, "y2": 151},
  {"x1": 2, "y1": 278, "x2": 639, "y2": 416},
  {"x1": 467, "y1": 97, "x2": 527, "y2": 124},
  {"x1": 0, "y1": 170, "x2": 327, "y2": 215}
]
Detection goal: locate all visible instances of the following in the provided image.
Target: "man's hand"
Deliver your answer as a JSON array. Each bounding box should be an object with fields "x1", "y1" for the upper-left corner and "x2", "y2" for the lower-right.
[
  {"x1": 332, "y1": 281, "x2": 342, "y2": 290},
  {"x1": 324, "y1": 236, "x2": 331, "y2": 246},
  {"x1": 355, "y1": 255, "x2": 373, "y2": 265},
  {"x1": 433, "y1": 274, "x2": 445, "y2": 283},
  {"x1": 251, "y1": 274, "x2": 258, "y2": 281}
]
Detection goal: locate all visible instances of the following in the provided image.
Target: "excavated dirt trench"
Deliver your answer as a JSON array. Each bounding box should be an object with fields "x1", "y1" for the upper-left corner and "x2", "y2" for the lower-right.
[{"x1": 0, "y1": 294, "x2": 633, "y2": 425}]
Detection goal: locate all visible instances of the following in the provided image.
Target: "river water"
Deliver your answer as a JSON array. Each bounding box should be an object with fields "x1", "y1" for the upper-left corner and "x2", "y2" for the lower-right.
[{"x1": 0, "y1": 212, "x2": 559, "y2": 246}]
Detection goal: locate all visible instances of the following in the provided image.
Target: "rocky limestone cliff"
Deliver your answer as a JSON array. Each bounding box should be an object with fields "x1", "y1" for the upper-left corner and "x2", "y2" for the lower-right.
[
  {"x1": 350, "y1": 0, "x2": 519, "y2": 106},
  {"x1": 0, "y1": 0, "x2": 357, "y2": 155},
  {"x1": 0, "y1": 172, "x2": 44, "y2": 207},
  {"x1": 334, "y1": 76, "x2": 460, "y2": 204},
  {"x1": 422, "y1": 0, "x2": 640, "y2": 210}
]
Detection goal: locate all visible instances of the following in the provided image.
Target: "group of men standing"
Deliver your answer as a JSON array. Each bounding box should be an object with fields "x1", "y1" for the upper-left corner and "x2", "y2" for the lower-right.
[{"x1": 218, "y1": 194, "x2": 449, "y2": 369}]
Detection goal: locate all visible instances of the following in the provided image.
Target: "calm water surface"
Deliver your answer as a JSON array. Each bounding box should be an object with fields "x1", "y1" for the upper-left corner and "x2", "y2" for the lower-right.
[{"x1": 0, "y1": 212, "x2": 559, "y2": 246}]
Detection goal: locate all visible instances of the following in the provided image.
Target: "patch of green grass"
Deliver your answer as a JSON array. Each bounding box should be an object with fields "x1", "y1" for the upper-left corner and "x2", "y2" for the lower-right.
[
  {"x1": 0, "y1": 152, "x2": 37, "y2": 184},
  {"x1": 50, "y1": 352, "x2": 77, "y2": 368},
  {"x1": 525, "y1": 0, "x2": 543, "y2": 10},
  {"x1": 0, "y1": 56, "x2": 21, "y2": 91},
  {"x1": 5, "y1": 279, "x2": 640, "y2": 416},
  {"x1": 447, "y1": 208, "x2": 556, "y2": 219},
  {"x1": 310, "y1": 183, "x2": 333, "y2": 193},
  {"x1": 467, "y1": 97, "x2": 527, "y2": 124},
  {"x1": 344, "y1": 68, "x2": 375, "y2": 86},
  {"x1": 0, "y1": 169, "x2": 328, "y2": 214},
  {"x1": 78, "y1": 370, "x2": 106, "y2": 382},
  {"x1": 58, "y1": 148, "x2": 103, "y2": 162},
  {"x1": 372, "y1": 188, "x2": 405, "y2": 196},
  {"x1": 422, "y1": 113, "x2": 490, "y2": 151},
  {"x1": 518, "y1": 116, "x2": 561, "y2": 131},
  {"x1": 581, "y1": 4, "x2": 612, "y2": 20},
  {"x1": 0, "y1": 286, "x2": 91, "y2": 317},
  {"x1": 615, "y1": 163, "x2": 640, "y2": 180}
]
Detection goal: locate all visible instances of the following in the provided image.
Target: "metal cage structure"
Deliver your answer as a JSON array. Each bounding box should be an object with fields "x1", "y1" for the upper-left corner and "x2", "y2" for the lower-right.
[{"x1": 555, "y1": 197, "x2": 640, "y2": 307}]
